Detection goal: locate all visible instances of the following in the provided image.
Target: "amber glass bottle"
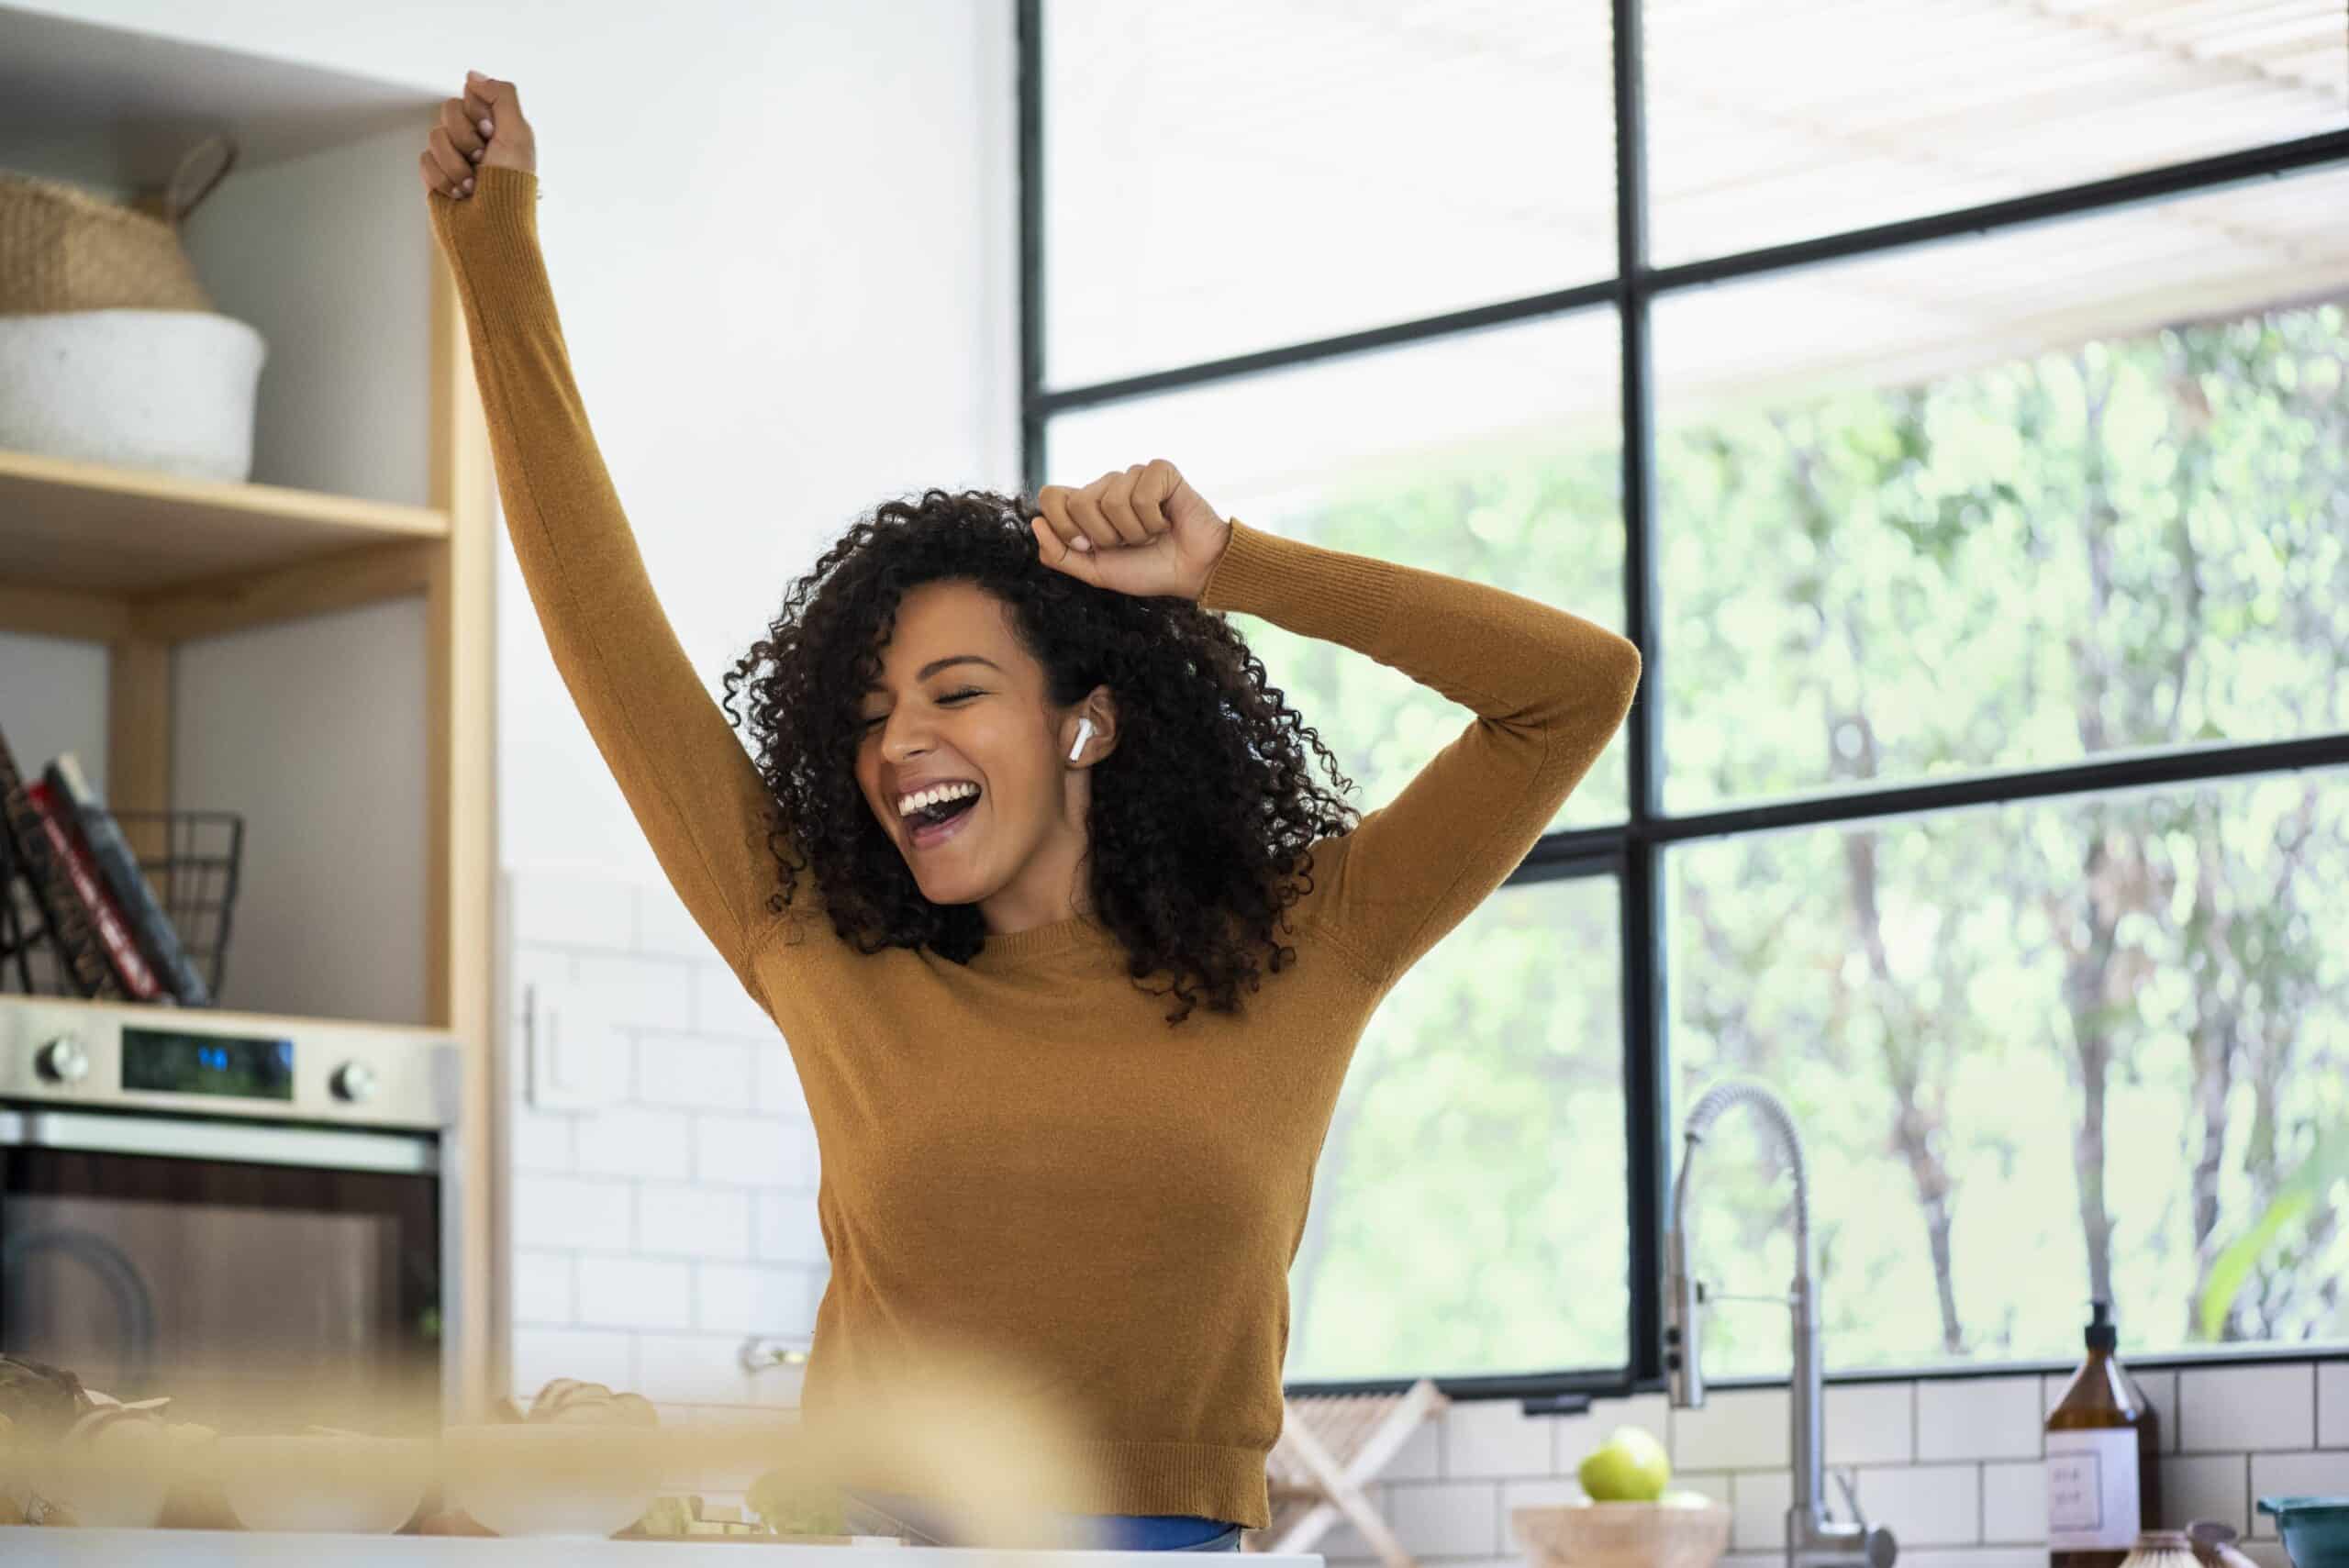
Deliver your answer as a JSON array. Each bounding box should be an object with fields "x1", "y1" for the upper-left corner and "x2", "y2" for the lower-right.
[{"x1": 2046, "y1": 1301, "x2": 2163, "y2": 1568}]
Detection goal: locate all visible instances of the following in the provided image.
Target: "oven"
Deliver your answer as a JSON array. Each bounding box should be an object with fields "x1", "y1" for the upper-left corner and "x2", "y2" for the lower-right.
[{"x1": 0, "y1": 996, "x2": 461, "y2": 1432}]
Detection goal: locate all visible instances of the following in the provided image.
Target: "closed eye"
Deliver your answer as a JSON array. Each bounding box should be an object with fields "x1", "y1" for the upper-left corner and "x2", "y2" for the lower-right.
[{"x1": 860, "y1": 687, "x2": 985, "y2": 733}]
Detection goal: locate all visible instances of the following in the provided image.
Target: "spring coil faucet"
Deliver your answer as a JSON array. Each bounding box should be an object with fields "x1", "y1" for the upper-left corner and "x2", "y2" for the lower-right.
[{"x1": 1666, "y1": 1080, "x2": 1898, "y2": 1568}]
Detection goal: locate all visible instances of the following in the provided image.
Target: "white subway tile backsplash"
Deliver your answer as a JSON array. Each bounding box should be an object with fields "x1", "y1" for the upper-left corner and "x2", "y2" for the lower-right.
[
  {"x1": 514, "y1": 1174, "x2": 633, "y2": 1251},
  {"x1": 573, "y1": 1105, "x2": 693, "y2": 1180},
  {"x1": 1547, "y1": 1411, "x2": 1605, "y2": 1480},
  {"x1": 2236, "y1": 1542, "x2": 2294, "y2": 1568},
  {"x1": 2163, "y1": 1453, "x2": 2249, "y2": 1534},
  {"x1": 511, "y1": 1327, "x2": 633, "y2": 1398},
  {"x1": 1445, "y1": 1397, "x2": 1553, "y2": 1478},
  {"x1": 509, "y1": 1106, "x2": 577, "y2": 1173},
  {"x1": 1672, "y1": 1386, "x2": 1789, "y2": 1472},
  {"x1": 2142, "y1": 1370, "x2": 2181, "y2": 1455},
  {"x1": 1609, "y1": 1393, "x2": 1671, "y2": 1448},
  {"x1": 1827, "y1": 1383, "x2": 1916, "y2": 1465},
  {"x1": 1899, "y1": 1551, "x2": 2052, "y2": 1568},
  {"x1": 752, "y1": 1192, "x2": 829, "y2": 1266},
  {"x1": 634, "y1": 882, "x2": 718, "y2": 961},
  {"x1": 2180, "y1": 1365, "x2": 2316, "y2": 1453},
  {"x1": 1386, "y1": 1418, "x2": 1442, "y2": 1481},
  {"x1": 636, "y1": 1333, "x2": 774, "y2": 1406},
  {"x1": 635, "y1": 1034, "x2": 756, "y2": 1110},
  {"x1": 1919, "y1": 1376, "x2": 2043, "y2": 1462},
  {"x1": 698, "y1": 1262, "x2": 815, "y2": 1334},
  {"x1": 1731, "y1": 1468, "x2": 1792, "y2": 1553},
  {"x1": 573, "y1": 953, "x2": 696, "y2": 1031},
  {"x1": 1386, "y1": 1479, "x2": 1500, "y2": 1559},
  {"x1": 2250, "y1": 1451, "x2": 2349, "y2": 1533},
  {"x1": 576, "y1": 1255, "x2": 694, "y2": 1330},
  {"x1": 511, "y1": 1251, "x2": 575, "y2": 1326},
  {"x1": 1312, "y1": 1483, "x2": 1389, "y2": 1560},
  {"x1": 638, "y1": 1184, "x2": 751, "y2": 1260},
  {"x1": 508, "y1": 945, "x2": 577, "y2": 1021},
  {"x1": 1675, "y1": 1472, "x2": 1732, "y2": 1506},
  {"x1": 1981, "y1": 1460, "x2": 2045, "y2": 1543},
  {"x1": 694, "y1": 962, "x2": 778, "y2": 1040},
  {"x1": 512, "y1": 871, "x2": 635, "y2": 950},
  {"x1": 696, "y1": 1115, "x2": 817, "y2": 1187},
  {"x1": 2321, "y1": 1363, "x2": 2349, "y2": 1449},
  {"x1": 1852, "y1": 1462, "x2": 1979, "y2": 1548}
]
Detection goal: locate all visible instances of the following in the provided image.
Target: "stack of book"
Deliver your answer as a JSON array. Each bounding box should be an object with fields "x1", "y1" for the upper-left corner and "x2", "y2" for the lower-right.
[{"x1": 0, "y1": 718, "x2": 214, "y2": 1006}]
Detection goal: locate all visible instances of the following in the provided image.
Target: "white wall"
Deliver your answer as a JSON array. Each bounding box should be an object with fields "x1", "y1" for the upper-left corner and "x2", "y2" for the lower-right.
[{"x1": 8, "y1": 0, "x2": 1016, "y2": 1407}]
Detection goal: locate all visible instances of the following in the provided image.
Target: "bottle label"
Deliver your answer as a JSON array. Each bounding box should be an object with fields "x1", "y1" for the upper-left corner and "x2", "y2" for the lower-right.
[{"x1": 2046, "y1": 1427, "x2": 2141, "y2": 1549}]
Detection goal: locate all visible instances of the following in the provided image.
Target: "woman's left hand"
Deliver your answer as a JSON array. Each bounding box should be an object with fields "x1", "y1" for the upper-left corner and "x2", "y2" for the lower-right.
[{"x1": 1033, "y1": 460, "x2": 1230, "y2": 602}]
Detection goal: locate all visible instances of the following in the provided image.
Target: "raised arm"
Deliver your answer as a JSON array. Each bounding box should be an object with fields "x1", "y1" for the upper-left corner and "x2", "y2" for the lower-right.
[
  {"x1": 420, "y1": 77, "x2": 803, "y2": 990},
  {"x1": 1198, "y1": 517, "x2": 1640, "y2": 990}
]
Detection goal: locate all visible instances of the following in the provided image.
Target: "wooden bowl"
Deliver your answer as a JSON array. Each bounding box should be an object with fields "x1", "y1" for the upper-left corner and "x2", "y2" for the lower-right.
[{"x1": 1512, "y1": 1499, "x2": 1733, "y2": 1568}]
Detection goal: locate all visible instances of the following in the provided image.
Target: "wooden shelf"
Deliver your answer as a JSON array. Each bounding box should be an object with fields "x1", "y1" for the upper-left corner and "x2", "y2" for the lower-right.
[
  {"x1": 0, "y1": 6, "x2": 498, "y2": 1416},
  {"x1": 0, "y1": 446, "x2": 449, "y2": 598}
]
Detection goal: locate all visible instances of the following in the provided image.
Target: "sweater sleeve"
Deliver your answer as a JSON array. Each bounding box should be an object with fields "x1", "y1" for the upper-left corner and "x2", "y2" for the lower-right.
[
  {"x1": 1197, "y1": 516, "x2": 1641, "y2": 990},
  {"x1": 425, "y1": 166, "x2": 803, "y2": 987}
]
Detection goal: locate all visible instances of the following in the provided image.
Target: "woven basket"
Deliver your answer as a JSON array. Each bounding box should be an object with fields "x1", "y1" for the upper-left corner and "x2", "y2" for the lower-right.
[{"x1": 0, "y1": 136, "x2": 237, "y2": 316}]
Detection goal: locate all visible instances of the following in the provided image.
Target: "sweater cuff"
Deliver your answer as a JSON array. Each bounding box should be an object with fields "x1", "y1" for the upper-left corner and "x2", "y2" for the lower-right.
[
  {"x1": 1195, "y1": 516, "x2": 1397, "y2": 653},
  {"x1": 431, "y1": 162, "x2": 542, "y2": 272}
]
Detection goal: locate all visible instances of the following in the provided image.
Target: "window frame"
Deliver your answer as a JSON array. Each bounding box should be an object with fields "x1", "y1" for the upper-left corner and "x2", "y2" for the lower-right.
[{"x1": 1018, "y1": 0, "x2": 2349, "y2": 1407}]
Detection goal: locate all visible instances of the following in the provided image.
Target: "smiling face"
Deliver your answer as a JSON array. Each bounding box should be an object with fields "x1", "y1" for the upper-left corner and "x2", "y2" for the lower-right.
[{"x1": 852, "y1": 579, "x2": 1113, "y2": 932}]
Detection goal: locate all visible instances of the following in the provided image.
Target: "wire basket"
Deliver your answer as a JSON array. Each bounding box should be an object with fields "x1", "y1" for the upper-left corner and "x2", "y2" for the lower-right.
[
  {"x1": 114, "y1": 809, "x2": 245, "y2": 1000},
  {"x1": 0, "y1": 808, "x2": 245, "y2": 1004}
]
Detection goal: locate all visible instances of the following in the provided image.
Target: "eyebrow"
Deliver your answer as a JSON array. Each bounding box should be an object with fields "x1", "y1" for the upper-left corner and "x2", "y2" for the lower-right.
[{"x1": 862, "y1": 655, "x2": 1004, "y2": 694}]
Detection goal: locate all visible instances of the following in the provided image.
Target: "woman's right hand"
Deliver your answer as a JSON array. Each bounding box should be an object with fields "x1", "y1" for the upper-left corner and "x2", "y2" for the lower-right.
[{"x1": 419, "y1": 71, "x2": 536, "y2": 201}]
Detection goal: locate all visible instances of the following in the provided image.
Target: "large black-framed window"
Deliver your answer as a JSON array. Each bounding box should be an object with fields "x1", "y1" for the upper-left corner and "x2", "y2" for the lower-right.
[{"x1": 1019, "y1": 0, "x2": 2349, "y2": 1402}]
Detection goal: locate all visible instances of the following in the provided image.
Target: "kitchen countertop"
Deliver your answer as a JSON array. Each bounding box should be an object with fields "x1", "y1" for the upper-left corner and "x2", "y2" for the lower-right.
[{"x1": 3, "y1": 1528, "x2": 1324, "y2": 1565}]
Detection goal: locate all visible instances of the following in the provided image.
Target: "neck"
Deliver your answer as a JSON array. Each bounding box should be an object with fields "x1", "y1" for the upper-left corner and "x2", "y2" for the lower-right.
[{"x1": 979, "y1": 792, "x2": 1094, "y2": 937}]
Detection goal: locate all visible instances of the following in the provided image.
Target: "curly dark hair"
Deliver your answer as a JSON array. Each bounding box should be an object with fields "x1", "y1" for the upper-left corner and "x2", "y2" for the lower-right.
[{"x1": 718, "y1": 486, "x2": 1363, "y2": 1025}]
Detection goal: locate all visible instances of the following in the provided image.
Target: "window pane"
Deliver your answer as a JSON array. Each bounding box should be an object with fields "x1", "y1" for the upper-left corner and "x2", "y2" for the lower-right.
[
  {"x1": 1050, "y1": 312, "x2": 1629, "y2": 829},
  {"x1": 1669, "y1": 769, "x2": 2349, "y2": 1376},
  {"x1": 1286, "y1": 874, "x2": 1625, "y2": 1382},
  {"x1": 1645, "y1": 0, "x2": 2348, "y2": 268},
  {"x1": 1657, "y1": 166, "x2": 2349, "y2": 814},
  {"x1": 1042, "y1": 0, "x2": 1615, "y2": 388}
]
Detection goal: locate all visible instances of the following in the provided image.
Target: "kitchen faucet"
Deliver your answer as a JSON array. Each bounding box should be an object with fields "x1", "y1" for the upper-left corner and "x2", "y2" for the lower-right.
[{"x1": 1665, "y1": 1080, "x2": 1898, "y2": 1568}]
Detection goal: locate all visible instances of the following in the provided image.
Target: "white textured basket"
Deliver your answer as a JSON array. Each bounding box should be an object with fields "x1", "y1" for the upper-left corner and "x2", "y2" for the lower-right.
[{"x1": 0, "y1": 307, "x2": 266, "y2": 481}]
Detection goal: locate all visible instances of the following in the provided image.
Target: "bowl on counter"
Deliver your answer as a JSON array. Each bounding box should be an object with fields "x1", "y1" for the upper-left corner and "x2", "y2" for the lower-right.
[
  {"x1": 2259, "y1": 1496, "x2": 2349, "y2": 1568},
  {"x1": 37, "y1": 1418, "x2": 177, "y2": 1529},
  {"x1": 440, "y1": 1423, "x2": 660, "y2": 1539},
  {"x1": 1512, "y1": 1497, "x2": 1733, "y2": 1568},
  {"x1": 216, "y1": 1434, "x2": 434, "y2": 1533}
]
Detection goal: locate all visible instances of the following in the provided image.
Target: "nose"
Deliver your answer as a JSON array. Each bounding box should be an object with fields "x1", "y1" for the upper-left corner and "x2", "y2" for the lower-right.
[{"x1": 877, "y1": 708, "x2": 936, "y2": 767}]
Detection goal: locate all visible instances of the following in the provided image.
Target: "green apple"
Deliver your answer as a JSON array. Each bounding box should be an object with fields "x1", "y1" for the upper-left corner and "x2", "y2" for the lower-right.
[{"x1": 1576, "y1": 1425, "x2": 1671, "y2": 1502}]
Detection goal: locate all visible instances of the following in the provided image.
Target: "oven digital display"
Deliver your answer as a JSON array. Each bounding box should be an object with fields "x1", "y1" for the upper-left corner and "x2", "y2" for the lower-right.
[{"x1": 121, "y1": 1028, "x2": 295, "y2": 1100}]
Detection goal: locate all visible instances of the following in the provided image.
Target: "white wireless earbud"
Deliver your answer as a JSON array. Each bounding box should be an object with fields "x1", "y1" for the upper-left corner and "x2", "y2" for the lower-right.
[{"x1": 1068, "y1": 717, "x2": 1095, "y2": 762}]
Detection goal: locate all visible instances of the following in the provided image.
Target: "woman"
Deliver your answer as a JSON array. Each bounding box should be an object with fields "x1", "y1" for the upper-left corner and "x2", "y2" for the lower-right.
[{"x1": 420, "y1": 72, "x2": 1640, "y2": 1552}]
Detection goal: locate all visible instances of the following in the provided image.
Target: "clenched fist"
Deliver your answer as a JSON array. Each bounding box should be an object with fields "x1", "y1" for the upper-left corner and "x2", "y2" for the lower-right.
[
  {"x1": 1032, "y1": 460, "x2": 1232, "y2": 603},
  {"x1": 418, "y1": 71, "x2": 535, "y2": 201}
]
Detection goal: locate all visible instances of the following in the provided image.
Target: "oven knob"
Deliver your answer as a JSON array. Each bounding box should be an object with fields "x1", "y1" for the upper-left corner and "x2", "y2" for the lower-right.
[
  {"x1": 35, "y1": 1037, "x2": 89, "y2": 1085},
  {"x1": 330, "y1": 1061, "x2": 378, "y2": 1104}
]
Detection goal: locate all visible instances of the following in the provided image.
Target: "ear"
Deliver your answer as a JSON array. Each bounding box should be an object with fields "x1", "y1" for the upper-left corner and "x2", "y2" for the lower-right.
[{"x1": 1068, "y1": 687, "x2": 1117, "y2": 763}]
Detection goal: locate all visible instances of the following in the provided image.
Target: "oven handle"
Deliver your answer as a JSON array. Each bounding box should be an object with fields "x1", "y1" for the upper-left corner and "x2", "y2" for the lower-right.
[{"x1": 0, "y1": 1108, "x2": 438, "y2": 1173}]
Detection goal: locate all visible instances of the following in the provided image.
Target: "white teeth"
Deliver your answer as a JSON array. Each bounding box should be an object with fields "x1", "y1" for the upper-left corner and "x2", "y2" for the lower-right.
[{"x1": 897, "y1": 781, "x2": 979, "y2": 818}]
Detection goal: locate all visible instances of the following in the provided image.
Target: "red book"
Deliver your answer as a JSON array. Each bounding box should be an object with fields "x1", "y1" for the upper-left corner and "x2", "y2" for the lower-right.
[{"x1": 25, "y1": 779, "x2": 165, "y2": 1001}]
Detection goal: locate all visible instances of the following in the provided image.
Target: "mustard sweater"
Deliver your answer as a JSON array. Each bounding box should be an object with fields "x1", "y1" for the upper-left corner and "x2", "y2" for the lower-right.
[{"x1": 429, "y1": 163, "x2": 1641, "y2": 1529}]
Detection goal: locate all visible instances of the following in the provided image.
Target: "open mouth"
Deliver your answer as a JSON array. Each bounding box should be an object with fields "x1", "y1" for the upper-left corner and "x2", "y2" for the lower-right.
[{"x1": 906, "y1": 790, "x2": 980, "y2": 848}]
